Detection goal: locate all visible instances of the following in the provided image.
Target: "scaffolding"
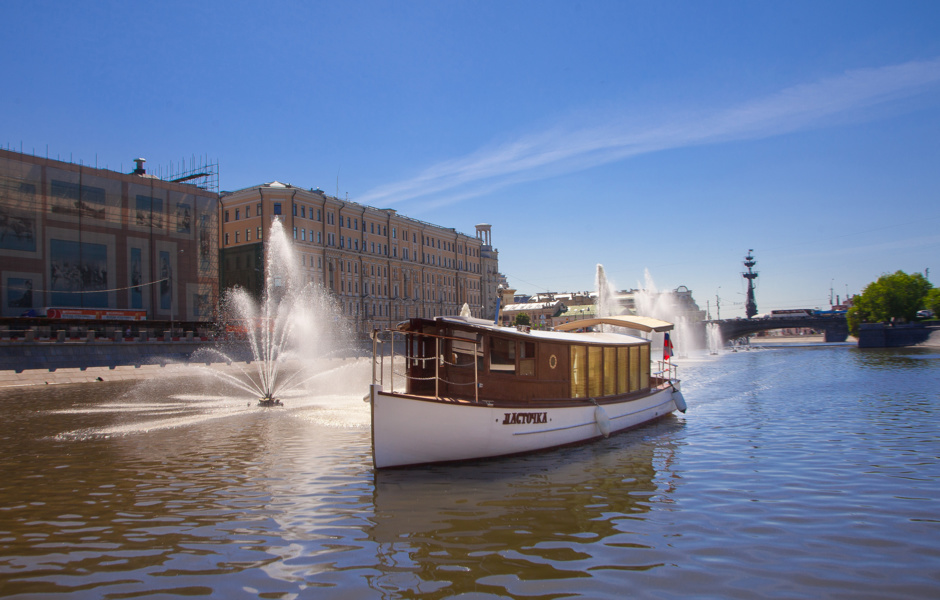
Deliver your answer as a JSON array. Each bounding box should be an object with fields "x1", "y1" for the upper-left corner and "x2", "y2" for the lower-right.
[{"x1": 157, "y1": 155, "x2": 220, "y2": 193}]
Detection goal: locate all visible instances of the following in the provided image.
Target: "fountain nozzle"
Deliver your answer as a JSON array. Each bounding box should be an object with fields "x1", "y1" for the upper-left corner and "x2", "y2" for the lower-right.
[{"x1": 259, "y1": 395, "x2": 282, "y2": 407}]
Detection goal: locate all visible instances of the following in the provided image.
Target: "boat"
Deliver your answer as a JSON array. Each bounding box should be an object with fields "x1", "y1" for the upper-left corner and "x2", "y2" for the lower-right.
[{"x1": 366, "y1": 314, "x2": 686, "y2": 469}]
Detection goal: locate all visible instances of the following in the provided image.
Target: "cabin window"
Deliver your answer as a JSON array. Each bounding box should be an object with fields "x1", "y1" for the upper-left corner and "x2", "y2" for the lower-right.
[
  {"x1": 520, "y1": 341, "x2": 536, "y2": 377},
  {"x1": 588, "y1": 346, "x2": 603, "y2": 397},
  {"x1": 604, "y1": 347, "x2": 617, "y2": 396},
  {"x1": 448, "y1": 330, "x2": 482, "y2": 370},
  {"x1": 640, "y1": 345, "x2": 650, "y2": 389},
  {"x1": 571, "y1": 345, "x2": 587, "y2": 398},
  {"x1": 617, "y1": 347, "x2": 628, "y2": 394},
  {"x1": 629, "y1": 346, "x2": 640, "y2": 392},
  {"x1": 489, "y1": 337, "x2": 516, "y2": 374}
]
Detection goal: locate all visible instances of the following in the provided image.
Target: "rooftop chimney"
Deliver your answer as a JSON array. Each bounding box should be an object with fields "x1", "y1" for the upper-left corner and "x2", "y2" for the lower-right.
[{"x1": 132, "y1": 157, "x2": 146, "y2": 175}]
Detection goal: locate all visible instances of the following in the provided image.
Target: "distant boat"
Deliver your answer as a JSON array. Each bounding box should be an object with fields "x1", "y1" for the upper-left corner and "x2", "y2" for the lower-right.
[{"x1": 367, "y1": 314, "x2": 686, "y2": 468}]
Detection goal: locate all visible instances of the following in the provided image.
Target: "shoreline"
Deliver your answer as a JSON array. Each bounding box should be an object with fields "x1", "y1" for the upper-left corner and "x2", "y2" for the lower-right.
[
  {"x1": 749, "y1": 334, "x2": 829, "y2": 345},
  {"x1": 0, "y1": 356, "x2": 362, "y2": 389},
  {"x1": 0, "y1": 362, "x2": 224, "y2": 389}
]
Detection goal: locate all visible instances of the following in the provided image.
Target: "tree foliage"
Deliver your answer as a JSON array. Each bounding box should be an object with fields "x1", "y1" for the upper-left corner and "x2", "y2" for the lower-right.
[
  {"x1": 847, "y1": 270, "x2": 933, "y2": 336},
  {"x1": 513, "y1": 312, "x2": 531, "y2": 327},
  {"x1": 925, "y1": 288, "x2": 940, "y2": 317}
]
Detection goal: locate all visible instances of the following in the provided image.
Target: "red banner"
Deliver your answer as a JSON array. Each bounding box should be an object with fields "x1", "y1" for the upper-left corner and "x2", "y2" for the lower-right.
[{"x1": 45, "y1": 308, "x2": 147, "y2": 321}]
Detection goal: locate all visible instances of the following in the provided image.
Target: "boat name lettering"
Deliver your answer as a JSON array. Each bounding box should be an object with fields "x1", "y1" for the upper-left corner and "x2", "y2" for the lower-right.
[{"x1": 502, "y1": 412, "x2": 548, "y2": 425}]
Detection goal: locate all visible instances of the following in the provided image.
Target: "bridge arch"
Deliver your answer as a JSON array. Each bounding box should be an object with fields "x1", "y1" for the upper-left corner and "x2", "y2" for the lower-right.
[{"x1": 711, "y1": 315, "x2": 848, "y2": 343}]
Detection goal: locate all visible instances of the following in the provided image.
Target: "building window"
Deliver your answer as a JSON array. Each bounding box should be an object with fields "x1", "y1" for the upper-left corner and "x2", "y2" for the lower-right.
[
  {"x1": 301, "y1": 229, "x2": 306, "y2": 241},
  {"x1": 224, "y1": 232, "x2": 229, "y2": 245},
  {"x1": 224, "y1": 210, "x2": 229, "y2": 223},
  {"x1": 274, "y1": 203, "x2": 282, "y2": 215},
  {"x1": 235, "y1": 231, "x2": 240, "y2": 243},
  {"x1": 257, "y1": 226, "x2": 262, "y2": 239},
  {"x1": 235, "y1": 208, "x2": 240, "y2": 220},
  {"x1": 257, "y1": 203, "x2": 262, "y2": 216},
  {"x1": 317, "y1": 209, "x2": 321, "y2": 221},
  {"x1": 246, "y1": 228, "x2": 251, "y2": 241},
  {"x1": 301, "y1": 206, "x2": 306, "y2": 218},
  {"x1": 293, "y1": 204, "x2": 297, "y2": 216}
]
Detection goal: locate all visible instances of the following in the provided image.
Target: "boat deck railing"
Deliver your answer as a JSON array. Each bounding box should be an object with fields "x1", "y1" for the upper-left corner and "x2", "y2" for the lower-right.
[
  {"x1": 371, "y1": 328, "x2": 481, "y2": 402},
  {"x1": 653, "y1": 360, "x2": 679, "y2": 386}
]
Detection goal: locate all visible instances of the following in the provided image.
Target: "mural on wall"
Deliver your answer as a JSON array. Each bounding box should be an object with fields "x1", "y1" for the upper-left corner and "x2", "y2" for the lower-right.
[
  {"x1": 49, "y1": 239, "x2": 109, "y2": 307},
  {"x1": 193, "y1": 293, "x2": 210, "y2": 318},
  {"x1": 130, "y1": 247, "x2": 143, "y2": 309},
  {"x1": 49, "y1": 179, "x2": 107, "y2": 220},
  {"x1": 176, "y1": 201, "x2": 192, "y2": 234},
  {"x1": 199, "y1": 213, "x2": 211, "y2": 271},
  {"x1": 159, "y1": 250, "x2": 171, "y2": 310},
  {"x1": 6, "y1": 277, "x2": 34, "y2": 310},
  {"x1": 135, "y1": 195, "x2": 164, "y2": 229},
  {"x1": 0, "y1": 178, "x2": 38, "y2": 252}
]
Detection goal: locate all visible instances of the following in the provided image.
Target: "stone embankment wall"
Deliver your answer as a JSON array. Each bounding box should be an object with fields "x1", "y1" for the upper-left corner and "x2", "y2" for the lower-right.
[
  {"x1": 857, "y1": 323, "x2": 940, "y2": 348},
  {"x1": 0, "y1": 333, "x2": 254, "y2": 382}
]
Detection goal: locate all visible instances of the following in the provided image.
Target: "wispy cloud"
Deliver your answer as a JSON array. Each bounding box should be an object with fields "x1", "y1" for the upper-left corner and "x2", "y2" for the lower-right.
[{"x1": 358, "y1": 58, "x2": 940, "y2": 208}]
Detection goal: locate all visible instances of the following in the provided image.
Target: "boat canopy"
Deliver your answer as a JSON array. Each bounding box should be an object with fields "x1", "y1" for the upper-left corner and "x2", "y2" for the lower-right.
[{"x1": 553, "y1": 315, "x2": 674, "y2": 333}]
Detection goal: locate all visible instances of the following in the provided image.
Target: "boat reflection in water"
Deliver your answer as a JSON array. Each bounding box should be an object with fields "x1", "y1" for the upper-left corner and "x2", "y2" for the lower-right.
[{"x1": 366, "y1": 417, "x2": 684, "y2": 597}]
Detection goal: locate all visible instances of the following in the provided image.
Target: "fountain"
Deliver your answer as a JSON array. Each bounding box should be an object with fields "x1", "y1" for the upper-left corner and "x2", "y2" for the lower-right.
[
  {"x1": 633, "y1": 269, "x2": 705, "y2": 356},
  {"x1": 594, "y1": 266, "x2": 706, "y2": 356},
  {"x1": 706, "y1": 322, "x2": 723, "y2": 355},
  {"x1": 594, "y1": 264, "x2": 621, "y2": 322},
  {"x1": 195, "y1": 219, "x2": 349, "y2": 405}
]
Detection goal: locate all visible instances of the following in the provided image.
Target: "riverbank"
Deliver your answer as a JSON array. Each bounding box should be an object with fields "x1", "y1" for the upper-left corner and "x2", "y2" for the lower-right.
[
  {"x1": 751, "y1": 334, "x2": 828, "y2": 344},
  {"x1": 748, "y1": 334, "x2": 863, "y2": 345},
  {"x1": 0, "y1": 361, "x2": 237, "y2": 389},
  {"x1": 0, "y1": 355, "x2": 366, "y2": 389}
]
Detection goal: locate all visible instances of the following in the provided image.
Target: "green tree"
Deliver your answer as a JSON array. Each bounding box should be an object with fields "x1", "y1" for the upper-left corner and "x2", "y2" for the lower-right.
[
  {"x1": 924, "y1": 288, "x2": 940, "y2": 317},
  {"x1": 847, "y1": 270, "x2": 933, "y2": 336},
  {"x1": 513, "y1": 312, "x2": 531, "y2": 327}
]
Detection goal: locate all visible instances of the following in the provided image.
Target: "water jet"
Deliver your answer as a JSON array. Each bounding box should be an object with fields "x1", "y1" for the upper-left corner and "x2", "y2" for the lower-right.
[{"x1": 193, "y1": 219, "x2": 350, "y2": 405}]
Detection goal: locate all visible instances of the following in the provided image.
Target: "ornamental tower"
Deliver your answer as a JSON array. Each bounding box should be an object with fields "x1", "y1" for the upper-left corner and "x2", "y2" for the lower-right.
[{"x1": 743, "y1": 249, "x2": 758, "y2": 319}]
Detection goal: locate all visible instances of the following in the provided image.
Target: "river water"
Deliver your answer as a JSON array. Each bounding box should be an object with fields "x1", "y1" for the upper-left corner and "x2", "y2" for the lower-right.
[{"x1": 1, "y1": 344, "x2": 938, "y2": 599}]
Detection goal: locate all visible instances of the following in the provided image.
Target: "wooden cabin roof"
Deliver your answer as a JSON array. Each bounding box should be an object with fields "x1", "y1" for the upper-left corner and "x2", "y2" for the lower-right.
[{"x1": 400, "y1": 316, "x2": 651, "y2": 346}]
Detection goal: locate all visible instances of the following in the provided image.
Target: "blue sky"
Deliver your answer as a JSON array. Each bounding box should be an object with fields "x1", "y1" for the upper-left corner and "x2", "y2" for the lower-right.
[{"x1": 3, "y1": 1, "x2": 939, "y2": 317}]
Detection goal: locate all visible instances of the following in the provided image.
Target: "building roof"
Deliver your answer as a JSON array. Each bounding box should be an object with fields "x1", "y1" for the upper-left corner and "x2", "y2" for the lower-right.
[
  {"x1": 502, "y1": 301, "x2": 561, "y2": 312},
  {"x1": 554, "y1": 315, "x2": 674, "y2": 333}
]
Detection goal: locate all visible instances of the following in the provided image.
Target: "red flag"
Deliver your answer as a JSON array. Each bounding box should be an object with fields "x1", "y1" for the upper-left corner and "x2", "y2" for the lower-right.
[{"x1": 664, "y1": 332, "x2": 674, "y2": 360}]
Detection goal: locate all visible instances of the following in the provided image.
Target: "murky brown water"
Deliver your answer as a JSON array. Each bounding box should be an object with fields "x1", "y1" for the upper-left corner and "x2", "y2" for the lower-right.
[{"x1": 1, "y1": 346, "x2": 939, "y2": 599}]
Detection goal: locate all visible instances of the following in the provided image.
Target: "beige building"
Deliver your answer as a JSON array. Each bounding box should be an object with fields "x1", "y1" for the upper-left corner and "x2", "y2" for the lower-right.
[
  {"x1": 0, "y1": 149, "x2": 219, "y2": 321},
  {"x1": 476, "y1": 223, "x2": 501, "y2": 320},
  {"x1": 498, "y1": 300, "x2": 567, "y2": 328},
  {"x1": 219, "y1": 182, "x2": 492, "y2": 332}
]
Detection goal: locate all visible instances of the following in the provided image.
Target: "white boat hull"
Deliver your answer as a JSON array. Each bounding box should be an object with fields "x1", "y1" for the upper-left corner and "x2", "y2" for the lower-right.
[{"x1": 371, "y1": 383, "x2": 682, "y2": 468}]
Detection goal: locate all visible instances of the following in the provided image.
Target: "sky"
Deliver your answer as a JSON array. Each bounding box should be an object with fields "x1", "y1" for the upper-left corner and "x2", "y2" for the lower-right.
[{"x1": 3, "y1": 1, "x2": 939, "y2": 317}]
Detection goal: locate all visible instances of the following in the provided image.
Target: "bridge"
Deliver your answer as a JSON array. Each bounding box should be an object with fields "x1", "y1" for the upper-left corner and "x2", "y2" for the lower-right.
[{"x1": 709, "y1": 315, "x2": 849, "y2": 343}]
